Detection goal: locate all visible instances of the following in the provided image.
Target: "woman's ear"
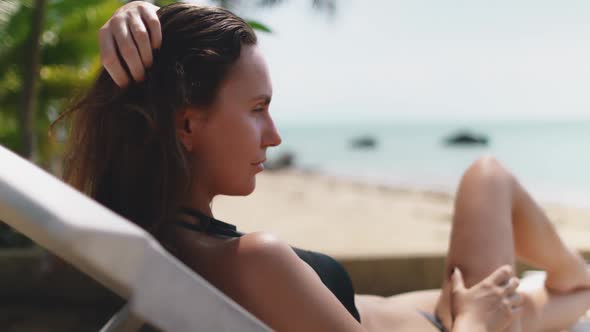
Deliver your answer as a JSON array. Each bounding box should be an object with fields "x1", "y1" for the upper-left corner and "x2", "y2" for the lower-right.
[{"x1": 176, "y1": 110, "x2": 196, "y2": 152}]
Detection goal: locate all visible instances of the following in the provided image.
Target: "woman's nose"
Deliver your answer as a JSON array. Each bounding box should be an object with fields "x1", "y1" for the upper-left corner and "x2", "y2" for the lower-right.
[{"x1": 262, "y1": 118, "x2": 282, "y2": 148}]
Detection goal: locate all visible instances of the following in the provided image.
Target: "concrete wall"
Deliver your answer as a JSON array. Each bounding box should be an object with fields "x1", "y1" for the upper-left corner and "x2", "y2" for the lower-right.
[
  {"x1": 340, "y1": 251, "x2": 590, "y2": 296},
  {"x1": 0, "y1": 248, "x2": 120, "y2": 331}
]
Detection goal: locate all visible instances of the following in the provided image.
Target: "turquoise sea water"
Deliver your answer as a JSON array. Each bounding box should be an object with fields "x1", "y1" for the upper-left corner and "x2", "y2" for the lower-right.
[{"x1": 268, "y1": 119, "x2": 590, "y2": 208}]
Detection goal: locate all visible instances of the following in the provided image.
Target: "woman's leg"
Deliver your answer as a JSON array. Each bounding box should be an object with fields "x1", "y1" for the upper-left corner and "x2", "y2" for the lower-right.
[{"x1": 435, "y1": 156, "x2": 590, "y2": 332}]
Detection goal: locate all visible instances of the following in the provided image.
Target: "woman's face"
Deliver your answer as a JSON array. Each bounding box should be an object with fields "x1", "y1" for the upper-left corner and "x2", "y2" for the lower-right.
[{"x1": 184, "y1": 45, "x2": 282, "y2": 199}]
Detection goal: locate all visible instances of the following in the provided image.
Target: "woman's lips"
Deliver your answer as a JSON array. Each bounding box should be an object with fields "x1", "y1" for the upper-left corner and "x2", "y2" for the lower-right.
[{"x1": 252, "y1": 161, "x2": 265, "y2": 172}]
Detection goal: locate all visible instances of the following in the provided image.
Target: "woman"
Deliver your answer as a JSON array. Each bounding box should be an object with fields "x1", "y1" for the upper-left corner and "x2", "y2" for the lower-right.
[{"x1": 57, "y1": 2, "x2": 590, "y2": 331}]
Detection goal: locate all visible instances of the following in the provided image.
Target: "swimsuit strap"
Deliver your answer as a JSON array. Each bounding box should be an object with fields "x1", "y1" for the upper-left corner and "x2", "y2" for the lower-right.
[
  {"x1": 418, "y1": 310, "x2": 447, "y2": 332},
  {"x1": 172, "y1": 207, "x2": 242, "y2": 238}
]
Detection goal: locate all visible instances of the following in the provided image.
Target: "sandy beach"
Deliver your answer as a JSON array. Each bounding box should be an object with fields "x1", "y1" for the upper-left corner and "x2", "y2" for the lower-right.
[{"x1": 214, "y1": 169, "x2": 590, "y2": 260}]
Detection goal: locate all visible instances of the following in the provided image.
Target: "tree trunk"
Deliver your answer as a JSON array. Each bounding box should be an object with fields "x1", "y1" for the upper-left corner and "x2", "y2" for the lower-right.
[{"x1": 20, "y1": 0, "x2": 47, "y2": 161}]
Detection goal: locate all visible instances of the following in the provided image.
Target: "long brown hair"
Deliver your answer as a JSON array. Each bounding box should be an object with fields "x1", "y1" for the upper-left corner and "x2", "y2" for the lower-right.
[{"x1": 53, "y1": 4, "x2": 257, "y2": 238}]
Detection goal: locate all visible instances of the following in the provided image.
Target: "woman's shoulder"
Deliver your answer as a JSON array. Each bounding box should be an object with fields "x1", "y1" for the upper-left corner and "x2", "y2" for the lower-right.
[
  {"x1": 230, "y1": 231, "x2": 291, "y2": 259},
  {"x1": 223, "y1": 232, "x2": 363, "y2": 331},
  {"x1": 222, "y1": 231, "x2": 300, "y2": 276}
]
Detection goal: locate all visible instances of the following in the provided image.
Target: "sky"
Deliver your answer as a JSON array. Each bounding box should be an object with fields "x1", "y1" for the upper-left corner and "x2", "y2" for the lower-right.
[{"x1": 202, "y1": 0, "x2": 590, "y2": 124}]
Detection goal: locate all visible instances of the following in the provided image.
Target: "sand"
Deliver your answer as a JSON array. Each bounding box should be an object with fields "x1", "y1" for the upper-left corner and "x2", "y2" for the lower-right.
[{"x1": 213, "y1": 169, "x2": 590, "y2": 259}]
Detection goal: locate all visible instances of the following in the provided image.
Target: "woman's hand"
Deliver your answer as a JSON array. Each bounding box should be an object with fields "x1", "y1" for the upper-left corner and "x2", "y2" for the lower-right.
[
  {"x1": 98, "y1": 1, "x2": 161, "y2": 87},
  {"x1": 451, "y1": 265, "x2": 523, "y2": 332}
]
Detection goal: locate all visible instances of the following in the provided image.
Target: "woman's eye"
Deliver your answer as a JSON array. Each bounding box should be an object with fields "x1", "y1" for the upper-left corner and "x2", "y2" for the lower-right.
[{"x1": 253, "y1": 107, "x2": 264, "y2": 113}]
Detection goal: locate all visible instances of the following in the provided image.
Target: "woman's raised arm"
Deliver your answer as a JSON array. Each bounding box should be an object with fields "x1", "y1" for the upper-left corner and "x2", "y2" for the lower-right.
[{"x1": 98, "y1": 1, "x2": 161, "y2": 87}]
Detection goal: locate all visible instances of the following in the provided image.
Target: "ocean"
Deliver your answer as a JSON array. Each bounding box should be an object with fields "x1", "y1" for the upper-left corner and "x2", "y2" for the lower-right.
[{"x1": 268, "y1": 119, "x2": 590, "y2": 208}]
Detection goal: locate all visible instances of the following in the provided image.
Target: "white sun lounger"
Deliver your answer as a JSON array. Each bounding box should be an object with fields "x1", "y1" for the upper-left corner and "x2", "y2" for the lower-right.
[{"x1": 0, "y1": 144, "x2": 271, "y2": 332}]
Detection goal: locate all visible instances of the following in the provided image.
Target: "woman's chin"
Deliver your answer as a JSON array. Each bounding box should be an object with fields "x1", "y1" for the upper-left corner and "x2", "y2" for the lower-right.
[
  {"x1": 223, "y1": 180, "x2": 256, "y2": 196},
  {"x1": 239, "y1": 185, "x2": 256, "y2": 196}
]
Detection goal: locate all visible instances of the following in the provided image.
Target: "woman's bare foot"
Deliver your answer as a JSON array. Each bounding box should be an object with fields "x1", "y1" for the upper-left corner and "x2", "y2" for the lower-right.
[{"x1": 544, "y1": 249, "x2": 590, "y2": 293}]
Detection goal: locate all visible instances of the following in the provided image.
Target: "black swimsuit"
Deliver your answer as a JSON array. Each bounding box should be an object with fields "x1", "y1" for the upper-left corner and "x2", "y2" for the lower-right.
[{"x1": 174, "y1": 207, "x2": 362, "y2": 323}]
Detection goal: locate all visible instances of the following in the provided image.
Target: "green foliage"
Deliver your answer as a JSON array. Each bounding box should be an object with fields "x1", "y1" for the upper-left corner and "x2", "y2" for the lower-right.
[
  {"x1": 0, "y1": 0, "x2": 122, "y2": 163},
  {"x1": 155, "y1": 0, "x2": 177, "y2": 6},
  {"x1": 247, "y1": 19, "x2": 272, "y2": 33}
]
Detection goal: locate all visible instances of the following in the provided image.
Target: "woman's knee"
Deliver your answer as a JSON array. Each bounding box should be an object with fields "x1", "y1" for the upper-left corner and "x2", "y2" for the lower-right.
[{"x1": 461, "y1": 155, "x2": 514, "y2": 190}]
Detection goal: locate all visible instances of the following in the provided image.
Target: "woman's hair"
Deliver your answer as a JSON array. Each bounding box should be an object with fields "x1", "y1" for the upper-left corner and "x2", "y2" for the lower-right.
[{"x1": 53, "y1": 3, "x2": 257, "y2": 238}]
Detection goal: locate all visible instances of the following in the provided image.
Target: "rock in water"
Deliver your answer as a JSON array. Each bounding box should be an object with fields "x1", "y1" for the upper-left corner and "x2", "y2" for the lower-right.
[
  {"x1": 265, "y1": 152, "x2": 295, "y2": 171},
  {"x1": 350, "y1": 136, "x2": 377, "y2": 149},
  {"x1": 444, "y1": 130, "x2": 489, "y2": 146}
]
